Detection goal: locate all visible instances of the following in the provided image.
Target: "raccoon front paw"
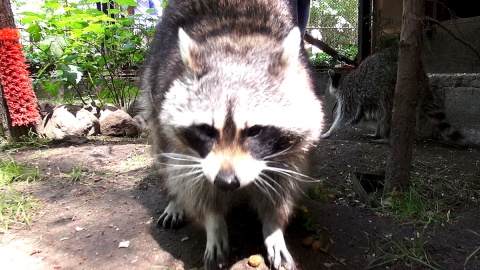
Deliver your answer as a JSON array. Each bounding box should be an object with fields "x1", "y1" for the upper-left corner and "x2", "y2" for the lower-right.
[
  {"x1": 265, "y1": 230, "x2": 296, "y2": 270},
  {"x1": 156, "y1": 201, "x2": 185, "y2": 228},
  {"x1": 204, "y1": 235, "x2": 229, "y2": 270}
]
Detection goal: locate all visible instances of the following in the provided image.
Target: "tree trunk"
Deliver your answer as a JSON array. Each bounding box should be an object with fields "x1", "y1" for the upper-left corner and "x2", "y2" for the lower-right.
[
  {"x1": 384, "y1": 0, "x2": 425, "y2": 193},
  {"x1": 0, "y1": 0, "x2": 30, "y2": 139},
  {"x1": 0, "y1": 0, "x2": 16, "y2": 28}
]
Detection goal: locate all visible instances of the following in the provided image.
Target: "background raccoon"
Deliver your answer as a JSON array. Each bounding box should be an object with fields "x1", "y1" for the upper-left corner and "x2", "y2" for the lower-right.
[
  {"x1": 321, "y1": 48, "x2": 465, "y2": 146},
  {"x1": 140, "y1": 0, "x2": 324, "y2": 269}
]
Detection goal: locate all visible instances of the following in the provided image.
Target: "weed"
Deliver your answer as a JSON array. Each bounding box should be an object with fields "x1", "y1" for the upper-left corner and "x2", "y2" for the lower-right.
[
  {"x1": 377, "y1": 185, "x2": 438, "y2": 224},
  {"x1": 0, "y1": 188, "x2": 38, "y2": 231},
  {"x1": 465, "y1": 230, "x2": 480, "y2": 266},
  {"x1": 0, "y1": 131, "x2": 50, "y2": 153},
  {"x1": 0, "y1": 156, "x2": 40, "y2": 231},
  {"x1": 65, "y1": 164, "x2": 86, "y2": 184},
  {"x1": 365, "y1": 230, "x2": 440, "y2": 270},
  {"x1": 0, "y1": 157, "x2": 39, "y2": 185}
]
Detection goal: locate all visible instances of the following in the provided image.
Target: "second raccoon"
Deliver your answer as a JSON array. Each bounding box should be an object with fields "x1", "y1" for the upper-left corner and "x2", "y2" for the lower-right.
[{"x1": 321, "y1": 49, "x2": 465, "y2": 146}]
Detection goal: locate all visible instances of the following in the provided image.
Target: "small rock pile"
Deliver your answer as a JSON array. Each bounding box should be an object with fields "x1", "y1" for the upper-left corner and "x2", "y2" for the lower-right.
[{"x1": 35, "y1": 102, "x2": 148, "y2": 140}]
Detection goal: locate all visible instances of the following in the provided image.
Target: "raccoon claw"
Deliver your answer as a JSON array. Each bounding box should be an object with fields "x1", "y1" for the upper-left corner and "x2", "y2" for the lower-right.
[
  {"x1": 156, "y1": 202, "x2": 185, "y2": 228},
  {"x1": 204, "y1": 244, "x2": 229, "y2": 270},
  {"x1": 204, "y1": 214, "x2": 229, "y2": 270},
  {"x1": 265, "y1": 230, "x2": 295, "y2": 270}
]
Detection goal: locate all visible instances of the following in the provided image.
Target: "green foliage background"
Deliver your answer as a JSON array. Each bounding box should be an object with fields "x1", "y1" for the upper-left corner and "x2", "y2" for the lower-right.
[{"x1": 18, "y1": 0, "x2": 157, "y2": 110}]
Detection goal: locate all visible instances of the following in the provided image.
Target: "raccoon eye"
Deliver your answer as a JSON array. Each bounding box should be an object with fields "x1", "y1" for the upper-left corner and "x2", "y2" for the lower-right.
[
  {"x1": 195, "y1": 124, "x2": 217, "y2": 138},
  {"x1": 246, "y1": 125, "x2": 263, "y2": 137}
]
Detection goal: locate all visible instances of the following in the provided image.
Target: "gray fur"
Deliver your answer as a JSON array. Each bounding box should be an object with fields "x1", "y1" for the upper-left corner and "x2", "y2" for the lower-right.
[
  {"x1": 140, "y1": 1, "x2": 325, "y2": 269},
  {"x1": 322, "y1": 49, "x2": 465, "y2": 146}
]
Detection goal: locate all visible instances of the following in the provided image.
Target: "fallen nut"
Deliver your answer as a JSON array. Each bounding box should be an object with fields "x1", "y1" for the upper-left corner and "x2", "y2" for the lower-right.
[
  {"x1": 302, "y1": 236, "x2": 314, "y2": 247},
  {"x1": 248, "y1": 254, "x2": 262, "y2": 267},
  {"x1": 312, "y1": 240, "x2": 323, "y2": 251}
]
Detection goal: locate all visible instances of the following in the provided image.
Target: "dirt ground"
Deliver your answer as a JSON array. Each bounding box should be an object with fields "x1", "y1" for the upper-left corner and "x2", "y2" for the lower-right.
[{"x1": 1, "y1": 124, "x2": 479, "y2": 270}]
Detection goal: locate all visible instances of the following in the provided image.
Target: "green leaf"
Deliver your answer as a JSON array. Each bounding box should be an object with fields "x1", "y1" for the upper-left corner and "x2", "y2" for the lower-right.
[
  {"x1": 85, "y1": 8, "x2": 106, "y2": 16},
  {"x1": 108, "y1": 9, "x2": 120, "y2": 15},
  {"x1": 45, "y1": 2, "x2": 61, "y2": 9},
  {"x1": 26, "y1": 24, "x2": 42, "y2": 42},
  {"x1": 115, "y1": 0, "x2": 137, "y2": 7},
  {"x1": 64, "y1": 54, "x2": 78, "y2": 62},
  {"x1": 146, "y1": 8, "x2": 157, "y2": 14},
  {"x1": 57, "y1": 64, "x2": 83, "y2": 85},
  {"x1": 83, "y1": 23, "x2": 105, "y2": 34}
]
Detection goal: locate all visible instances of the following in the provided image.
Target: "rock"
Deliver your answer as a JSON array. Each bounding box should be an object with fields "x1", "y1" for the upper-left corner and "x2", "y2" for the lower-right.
[
  {"x1": 39, "y1": 105, "x2": 98, "y2": 139},
  {"x1": 100, "y1": 109, "x2": 138, "y2": 137}
]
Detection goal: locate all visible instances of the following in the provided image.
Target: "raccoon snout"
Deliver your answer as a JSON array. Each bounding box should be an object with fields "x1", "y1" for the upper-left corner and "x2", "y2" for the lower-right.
[{"x1": 214, "y1": 172, "x2": 240, "y2": 191}]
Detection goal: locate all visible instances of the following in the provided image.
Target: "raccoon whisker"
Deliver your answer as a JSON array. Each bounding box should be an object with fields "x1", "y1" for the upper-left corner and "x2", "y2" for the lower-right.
[
  {"x1": 159, "y1": 153, "x2": 202, "y2": 162},
  {"x1": 158, "y1": 166, "x2": 202, "y2": 175},
  {"x1": 253, "y1": 177, "x2": 277, "y2": 205},
  {"x1": 263, "y1": 166, "x2": 319, "y2": 183},
  {"x1": 190, "y1": 174, "x2": 206, "y2": 189},
  {"x1": 258, "y1": 172, "x2": 285, "y2": 193},
  {"x1": 262, "y1": 146, "x2": 295, "y2": 160},
  {"x1": 168, "y1": 169, "x2": 203, "y2": 181},
  {"x1": 158, "y1": 162, "x2": 203, "y2": 168}
]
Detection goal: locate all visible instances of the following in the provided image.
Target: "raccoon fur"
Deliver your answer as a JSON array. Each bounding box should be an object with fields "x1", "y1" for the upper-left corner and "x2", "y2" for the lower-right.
[
  {"x1": 321, "y1": 49, "x2": 465, "y2": 146},
  {"x1": 140, "y1": 0, "x2": 325, "y2": 269}
]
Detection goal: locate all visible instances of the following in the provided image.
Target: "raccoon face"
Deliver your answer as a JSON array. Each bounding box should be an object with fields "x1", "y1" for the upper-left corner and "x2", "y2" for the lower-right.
[
  {"x1": 159, "y1": 27, "x2": 322, "y2": 191},
  {"x1": 176, "y1": 121, "x2": 300, "y2": 191}
]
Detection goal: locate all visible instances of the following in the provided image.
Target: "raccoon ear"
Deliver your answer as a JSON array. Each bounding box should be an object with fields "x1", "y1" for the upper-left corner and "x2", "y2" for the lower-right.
[
  {"x1": 328, "y1": 69, "x2": 335, "y2": 78},
  {"x1": 281, "y1": 27, "x2": 301, "y2": 64},
  {"x1": 178, "y1": 28, "x2": 199, "y2": 74}
]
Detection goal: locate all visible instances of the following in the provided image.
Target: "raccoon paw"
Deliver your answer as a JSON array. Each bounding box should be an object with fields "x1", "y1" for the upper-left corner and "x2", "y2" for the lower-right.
[
  {"x1": 156, "y1": 201, "x2": 185, "y2": 228},
  {"x1": 265, "y1": 230, "x2": 296, "y2": 270},
  {"x1": 204, "y1": 236, "x2": 229, "y2": 270}
]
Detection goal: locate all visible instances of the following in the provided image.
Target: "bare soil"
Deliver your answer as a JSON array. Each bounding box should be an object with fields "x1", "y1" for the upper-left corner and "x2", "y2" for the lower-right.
[{"x1": 1, "y1": 127, "x2": 479, "y2": 270}]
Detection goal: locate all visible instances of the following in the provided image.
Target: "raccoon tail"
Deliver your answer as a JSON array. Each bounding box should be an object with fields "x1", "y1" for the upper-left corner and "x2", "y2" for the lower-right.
[{"x1": 421, "y1": 101, "x2": 468, "y2": 148}]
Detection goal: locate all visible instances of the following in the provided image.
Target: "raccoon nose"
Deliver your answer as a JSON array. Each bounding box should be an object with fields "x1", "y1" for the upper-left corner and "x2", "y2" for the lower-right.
[{"x1": 214, "y1": 173, "x2": 240, "y2": 191}]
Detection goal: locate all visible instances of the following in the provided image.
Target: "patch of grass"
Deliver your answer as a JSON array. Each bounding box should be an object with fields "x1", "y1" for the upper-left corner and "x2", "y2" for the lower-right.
[
  {"x1": 0, "y1": 157, "x2": 40, "y2": 231},
  {"x1": 377, "y1": 185, "x2": 439, "y2": 224},
  {"x1": 0, "y1": 131, "x2": 50, "y2": 153},
  {"x1": 0, "y1": 157, "x2": 39, "y2": 185},
  {"x1": 64, "y1": 164, "x2": 86, "y2": 184},
  {"x1": 465, "y1": 230, "x2": 480, "y2": 266},
  {"x1": 372, "y1": 162, "x2": 480, "y2": 224},
  {"x1": 0, "y1": 188, "x2": 39, "y2": 231},
  {"x1": 365, "y1": 230, "x2": 440, "y2": 270}
]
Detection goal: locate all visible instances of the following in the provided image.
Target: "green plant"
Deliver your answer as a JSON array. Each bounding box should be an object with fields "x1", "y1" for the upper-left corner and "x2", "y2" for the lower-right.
[
  {"x1": 365, "y1": 230, "x2": 440, "y2": 270},
  {"x1": 0, "y1": 188, "x2": 39, "y2": 231},
  {"x1": 0, "y1": 156, "x2": 39, "y2": 185},
  {"x1": 0, "y1": 157, "x2": 39, "y2": 231},
  {"x1": 465, "y1": 230, "x2": 480, "y2": 266},
  {"x1": 66, "y1": 164, "x2": 86, "y2": 184},
  {"x1": 308, "y1": 44, "x2": 358, "y2": 68},
  {"x1": 309, "y1": 0, "x2": 358, "y2": 49},
  {"x1": 20, "y1": 0, "x2": 156, "y2": 110},
  {"x1": 0, "y1": 130, "x2": 50, "y2": 153}
]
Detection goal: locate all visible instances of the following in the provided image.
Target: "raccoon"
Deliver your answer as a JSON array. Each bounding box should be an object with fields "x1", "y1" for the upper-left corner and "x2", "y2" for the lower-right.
[
  {"x1": 140, "y1": 0, "x2": 325, "y2": 269},
  {"x1": 321, "y1": 49, "x2": 465, "y2": 146}
]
